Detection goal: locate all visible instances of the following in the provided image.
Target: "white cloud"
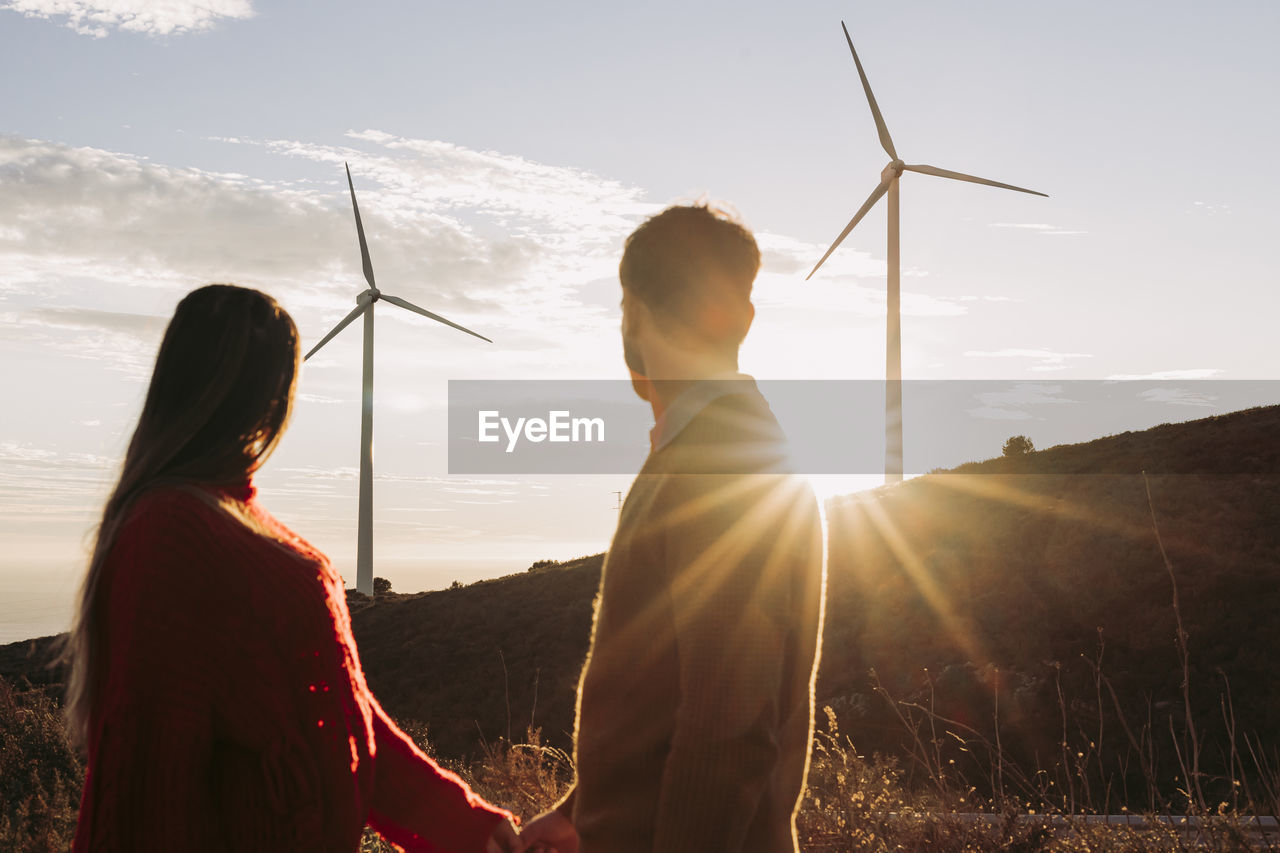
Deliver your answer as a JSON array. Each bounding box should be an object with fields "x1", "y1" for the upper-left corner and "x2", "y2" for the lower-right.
[
  {"x1": 964, "y1": 348, "x2": 1093, "y2": 371},
  {"x1": 0, "y1": 441, "x2": 114, "y2": 526},
  {"x1": 754, "y1": 272, "x2": 966, "y2": 319},
  {"x1": 208, "y1": 131, "x2": 666, "y2": 332},
  {"x1": 967, "y1": 383, "x2": 1074, "y2": 421},
  {"x1": 1105, "y1": 368, "x2": 1222, "y2": 380},
  {"x1": 0, "y1": 306, "x2": 166, "y2": 379},
  {"x1": 0, "y1": 133, "x2": 663, "y2": 372},
  {"x1": 0, "y1": 441, "x2": 58, "y2": 463},
  {"x1": 0, "y1": 135, "x2": 347, "y2": 296},
  {"x1": 1, "y1": 132, "x2": 1008, "y2": 390},
  {"x1": 1189, "y1": 201, "x2": 1230, "y2": 216},
  {"x1": 0, "y1": 0, "x2": 253, "y2": 38},
  {"x1": 440, "y1": 486, "x2": 520, "y2": 496},
  {"x1": 27, "y1": 306, "x2": 166, "y2": 339},
  {"x1": 991, "y1": 222, "x2": 1087, "y2": 236},
  {"x1": 755, "y1": 231, "x2": 883, "y2": 280},
  {"x1": 1139, "y1": 388, "x2": 1217, "y2": 407},
  {"x1": 965, "y1": 406, "x2": 1033, "y2": 421},
  {"x1": 754, "y1": 233, "x2": 968, "y2": 318},
  {"x1": 214, "y1": 130, "x2": 654, "y2": 252}
]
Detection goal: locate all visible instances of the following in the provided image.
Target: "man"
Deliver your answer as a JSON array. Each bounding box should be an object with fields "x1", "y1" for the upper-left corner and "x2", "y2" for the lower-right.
[{"x1": 521, "y1": 203, "x2": 826, "y2": 853}]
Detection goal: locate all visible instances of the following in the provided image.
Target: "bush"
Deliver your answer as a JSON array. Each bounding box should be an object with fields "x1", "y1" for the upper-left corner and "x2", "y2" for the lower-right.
[{"x1": 0, "y1": 677, "x2": 82, "y2": 851}]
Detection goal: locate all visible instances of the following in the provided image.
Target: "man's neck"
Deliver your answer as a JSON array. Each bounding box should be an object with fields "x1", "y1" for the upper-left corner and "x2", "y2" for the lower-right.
[{"x1": 643, "y1": 361, "x2": 744, "y2": 422}]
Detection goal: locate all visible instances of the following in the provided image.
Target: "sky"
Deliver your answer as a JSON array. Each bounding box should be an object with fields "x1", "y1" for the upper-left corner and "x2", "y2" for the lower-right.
[{"x1": 2, "y1": 0, "x2": 1278, "y2": 641}]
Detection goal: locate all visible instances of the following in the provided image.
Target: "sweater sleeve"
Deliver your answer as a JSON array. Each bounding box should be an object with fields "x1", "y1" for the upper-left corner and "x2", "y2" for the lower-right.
[
  {"x1": 75, "y1": 496, "x2": 225, "y2": 851},
  {"x1": 366, "y1": 694, "x2": 513, "y2": 853},
  {"x1": 651, "y1": 473, "x2": 820, "y2": 853}
]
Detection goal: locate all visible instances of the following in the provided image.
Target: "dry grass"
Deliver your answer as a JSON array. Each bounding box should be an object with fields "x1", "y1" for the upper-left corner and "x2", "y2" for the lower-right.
[
  {"x1": 798, "y1": 706, "x2": 1278, "y2": 852},
  {"x1": 0, "y1": 678, "x2": 82, "y2": 852},
  {"x1": 4, "y1": 674, "x2": 1276, "y2": 853},
  {"x1": 358, "y1": 706, "x2": 1279, "y2": 853}
]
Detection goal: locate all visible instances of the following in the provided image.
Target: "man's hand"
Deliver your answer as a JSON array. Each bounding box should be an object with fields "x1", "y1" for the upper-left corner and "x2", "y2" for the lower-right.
[
  {"x1": 518, "y1": 809, "x2": 579, "y2": 853},
  {"x1": 485, "y1": 818, "x2": 524, "y2": 853}
]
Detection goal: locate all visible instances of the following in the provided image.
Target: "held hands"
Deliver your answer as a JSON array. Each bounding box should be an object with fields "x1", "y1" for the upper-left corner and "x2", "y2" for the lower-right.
[
  {"x1": 485, "y1": 817, "x2": 524, "y2": 853},
  {"x1": 517, "y1": 809, "x2": 579, "y2": 853}
]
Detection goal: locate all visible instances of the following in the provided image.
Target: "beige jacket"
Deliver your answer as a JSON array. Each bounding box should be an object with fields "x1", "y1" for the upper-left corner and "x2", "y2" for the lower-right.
[{"x1": 558, "y1": 384, "x2": 826, "y2": 853}]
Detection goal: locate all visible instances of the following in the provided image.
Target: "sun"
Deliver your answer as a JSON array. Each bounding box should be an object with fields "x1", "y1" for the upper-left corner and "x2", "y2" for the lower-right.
[{"x1": 805, "y1": 474, "x2": 884, "y2": 505}]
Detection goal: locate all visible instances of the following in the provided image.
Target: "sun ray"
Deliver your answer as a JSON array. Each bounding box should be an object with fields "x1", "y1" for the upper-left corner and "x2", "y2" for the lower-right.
[
  {"x1": 595, "y1": 472, "x2": 821, "y2": 679},
  {"x1": 852, "y1": 494, "x2": 991, "y2": 668}
]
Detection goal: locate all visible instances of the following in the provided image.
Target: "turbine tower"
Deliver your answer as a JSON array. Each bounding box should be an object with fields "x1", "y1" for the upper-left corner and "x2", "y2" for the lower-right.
[
  {"x1": 306, "y1": 164, "x2": 492, "y2": 594},
  {"x1": 808, "y1": 22, "x2": 1047, "y2": 484}
]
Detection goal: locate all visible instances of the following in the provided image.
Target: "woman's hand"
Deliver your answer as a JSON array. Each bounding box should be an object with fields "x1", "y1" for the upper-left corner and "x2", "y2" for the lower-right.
[
  {"x1": 517, "y1": 810, "x2": 579, "y2": 853},
  {"x1": 485, "y1": 817, "x2": 524, "y2": 853}
]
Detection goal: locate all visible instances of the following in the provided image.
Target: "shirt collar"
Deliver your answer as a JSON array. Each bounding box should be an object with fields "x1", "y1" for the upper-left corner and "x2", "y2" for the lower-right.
[{"x1": 648, "y1": 371, "x2": 758, "y2": 453}]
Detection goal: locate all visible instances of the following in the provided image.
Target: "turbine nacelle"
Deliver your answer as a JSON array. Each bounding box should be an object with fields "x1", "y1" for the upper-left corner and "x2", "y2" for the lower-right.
[
  {"x1": 306, "y1": 164, "x2": 491, "y2": 363},
  {"x1": 882, "y1": 160, "x2": 905, "y2": 181}
]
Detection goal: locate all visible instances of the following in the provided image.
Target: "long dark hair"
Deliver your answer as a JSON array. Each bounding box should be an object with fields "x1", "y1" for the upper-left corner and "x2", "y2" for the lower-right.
[{"x1": 63, "y1": 283, "x2": 301, "y2": 748}]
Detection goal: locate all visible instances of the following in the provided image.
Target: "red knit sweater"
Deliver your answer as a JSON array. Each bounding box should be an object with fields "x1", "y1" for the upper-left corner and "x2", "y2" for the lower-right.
[{"x1": 73, "y1": 476, "x2": 510, "y2": 852}]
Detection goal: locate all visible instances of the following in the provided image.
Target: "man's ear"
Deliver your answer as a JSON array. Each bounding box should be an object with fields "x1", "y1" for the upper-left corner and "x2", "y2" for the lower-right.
[
  {"x1": 621, "y1": 288, "x2": 646, "y2": 335},
  {"x1": 632, "y1": 294, "x2": 648, "y2": 335},
  {"x1": 744, "y1": 301, "x2": 755, "y2": 337}
]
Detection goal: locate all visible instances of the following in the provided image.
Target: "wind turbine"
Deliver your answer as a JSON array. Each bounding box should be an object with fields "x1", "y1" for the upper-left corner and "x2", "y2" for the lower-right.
[
  {"x1": 306, "y1": 163, "x2": 492, "y2": 594},
  {"x1": 808, "y1": 22, "x2": 1047, "y2": 484}
]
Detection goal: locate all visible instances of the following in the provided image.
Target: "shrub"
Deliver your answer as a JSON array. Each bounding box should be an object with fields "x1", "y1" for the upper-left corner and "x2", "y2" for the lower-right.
[{"x1": 0, "y1": 678, "x2": 82, "y2": 851}]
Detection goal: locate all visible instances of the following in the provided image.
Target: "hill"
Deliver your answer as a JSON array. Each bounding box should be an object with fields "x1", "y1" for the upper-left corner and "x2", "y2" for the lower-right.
[
  {"x1": 4, "y1": 405, "x2": 1278, "y2": 811},
  {"x1": 344, "y1": 553, "x2": 604, "y2": 757},
  {"x1": 822, "y1": 405, "x2": 1280, "y2": 809}
]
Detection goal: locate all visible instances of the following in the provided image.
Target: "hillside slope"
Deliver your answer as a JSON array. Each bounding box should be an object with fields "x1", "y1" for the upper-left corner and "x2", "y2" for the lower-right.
[{"x1": 822, "y1": 406, "x2": 1280, "y2": 804}]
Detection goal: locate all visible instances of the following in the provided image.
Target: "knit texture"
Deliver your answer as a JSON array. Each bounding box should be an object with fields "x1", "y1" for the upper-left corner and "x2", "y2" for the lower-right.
[
  {"x1": 559, "y1": 390, "x2": 827, "y2": 853},
  {"x1": 72, "y1": 476, "x2": 510, "y2": 852}
]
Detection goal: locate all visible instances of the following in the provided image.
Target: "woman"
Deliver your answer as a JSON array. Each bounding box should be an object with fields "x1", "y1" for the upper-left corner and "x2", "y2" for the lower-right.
[{"x1": 63, "y1": 284, "x2": 521, "y2": 852}]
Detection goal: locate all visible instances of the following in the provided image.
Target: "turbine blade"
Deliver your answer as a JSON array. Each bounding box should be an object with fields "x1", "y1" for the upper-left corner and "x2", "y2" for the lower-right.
[
  {"x1": 903, "y1": 163, "x2": 1048, "y2": 197},
  {"x1": 806, "y1": 179, "x2": 890, "y2": 280},
  {"x1": 346, "y1": 163, "x2": 377, "y2": 290},
  {"x1": 842, "y1": 21, "x2": 897, "y2": 160},
  {"x1": 380, "y1": 293, "x2": 493, "y2": 343},
  {"x1": 304, "y1": 303, "x2": 367, "y2": 361}
]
